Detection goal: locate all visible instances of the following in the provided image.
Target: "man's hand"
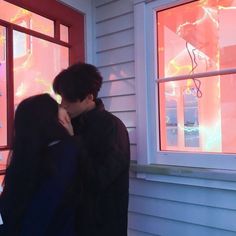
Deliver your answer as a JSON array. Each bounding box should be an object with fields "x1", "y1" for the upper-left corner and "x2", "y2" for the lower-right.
[{"x1": 58, "y1": 106, "x2": 74, "y2": 136}]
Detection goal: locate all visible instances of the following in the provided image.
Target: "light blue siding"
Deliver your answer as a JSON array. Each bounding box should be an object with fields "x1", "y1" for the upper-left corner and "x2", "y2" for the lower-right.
[
  {"x1": 129, "y1": 177, "x2": 236, "y2": 235},
  {"x1": 92, "y1": 0, "x2": 236, "y2": 235}
]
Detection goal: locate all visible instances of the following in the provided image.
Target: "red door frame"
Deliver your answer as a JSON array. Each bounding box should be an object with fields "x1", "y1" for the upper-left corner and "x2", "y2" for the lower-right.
[
  {"x1": 0, "y1": 0, "x2": 85, "y2": 150},
  {"x1": 5, "y1": 0, "x2": 85, "y2": 63}
]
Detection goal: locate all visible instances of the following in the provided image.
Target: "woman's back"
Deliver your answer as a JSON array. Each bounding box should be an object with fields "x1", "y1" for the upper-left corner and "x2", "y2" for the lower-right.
[
  {"x1": 0, "y1": 94, "x2": 80, "y2": 236},
  {"x1": 20, "y1": 136, "x2": 80, "y2": 236},
  {"x1": 0, "y1": 136, "x2": 80, "y2": 236}
]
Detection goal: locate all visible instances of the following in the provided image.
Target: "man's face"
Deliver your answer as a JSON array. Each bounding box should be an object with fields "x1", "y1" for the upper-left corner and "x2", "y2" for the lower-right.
[{"x1": 60, "y1": 97, "x2": 88, "y2": 118}]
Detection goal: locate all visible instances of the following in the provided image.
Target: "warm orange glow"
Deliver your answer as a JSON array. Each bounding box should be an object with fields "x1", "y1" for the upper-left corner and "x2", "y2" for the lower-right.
[
  {"x1": 13, "y1": 32, "x2": 69, "y2": 104},
  {"x1": 0, "y1": 26, "x2": 7, "y2": 148},
  {"x1": 10, "y1": 9, "x2": 32, "y2": 23},
  {"x1": 60, "y1": 24, "x2": 69, "y2": 43},
  {"x1": 0, "y1": 151, "x2": 9, "y2": 186},
  {"x1": 157, "y1": 0, "x2": 236, "y2": 153},
  {"x1": 0, "y1": 2, "x2": 69, "y2": 172},
  {"x1": 0, "y1": 0, "x2": 54, "y2": 37}
]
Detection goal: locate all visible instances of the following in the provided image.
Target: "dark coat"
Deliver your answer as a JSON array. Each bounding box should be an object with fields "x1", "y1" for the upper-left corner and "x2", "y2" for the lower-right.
[
  {"x1": 72, "y1": 99, "x2": 130, "y2": 236},
  {"x1": 0, "y1": 137, "x2": 80, "y2": 236}
]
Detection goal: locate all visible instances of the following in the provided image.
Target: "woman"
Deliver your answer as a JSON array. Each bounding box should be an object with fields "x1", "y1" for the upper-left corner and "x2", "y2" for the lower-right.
[{"x1": 0, "y1": 94, "x2": 80, "y2": 236}]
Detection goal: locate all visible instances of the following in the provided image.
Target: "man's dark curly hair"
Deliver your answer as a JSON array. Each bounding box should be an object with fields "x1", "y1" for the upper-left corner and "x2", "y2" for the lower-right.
[{"x1": 53, "y1": 62, "x2": 103, "y2": 102}]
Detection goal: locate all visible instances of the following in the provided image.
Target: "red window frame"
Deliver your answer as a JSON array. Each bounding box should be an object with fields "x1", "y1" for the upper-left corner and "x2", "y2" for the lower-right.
[
  {"x1": 0, "y1": 0, "x2": 85, "y2": 150},
  {"x1": 6, "y1": 0, "x2": 85, "y2": 63}
]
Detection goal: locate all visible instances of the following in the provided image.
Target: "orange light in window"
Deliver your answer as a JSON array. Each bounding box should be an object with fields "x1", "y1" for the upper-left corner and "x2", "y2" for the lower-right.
[
  {"x1": 10, "y1": 9, "x2": 32, "y2": 23},
  {"x1": 157, "y1": 0, "x2": 236, "y2": 153}
]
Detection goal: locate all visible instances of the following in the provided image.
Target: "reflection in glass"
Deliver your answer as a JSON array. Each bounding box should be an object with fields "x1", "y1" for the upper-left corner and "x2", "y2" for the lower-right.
[
  {"x1": 13, "y1": 31, "x2": 69, "y2": 106},
  {"x1": 158, "y1": 75, "x2": 236, "y2": 153},
  {"x1": 0, "y1": 0, "x2": 54, "y2": 37},
  {"x1": 183, "y1": 87, "x2": 199, "y2": 147},
  {"x1": 166, "y1": 98, "x2": 178, "y2": 146},
  {"x1": 0, "y1": 26, "x2": 7, "y2": 147},
  {"x1": 158, "y1": 0, "x2": 236, "y2": 153},
  {"x1": 13, "y1": 30, "x2": 30, "y2": 58},
  {"x1": 157, "y1": 0, "x2": 236, "y2": 78}
]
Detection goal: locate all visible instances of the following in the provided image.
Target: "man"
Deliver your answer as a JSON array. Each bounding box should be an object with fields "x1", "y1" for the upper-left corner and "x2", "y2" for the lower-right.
[{"x1": 53, "y1": 62, "x2": 130, "y2": 236}]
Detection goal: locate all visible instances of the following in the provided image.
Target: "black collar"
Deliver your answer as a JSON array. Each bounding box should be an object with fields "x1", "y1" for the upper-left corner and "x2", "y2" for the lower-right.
[{"x1": 71, "y1": 98, "x2": 105, "y2": 130}]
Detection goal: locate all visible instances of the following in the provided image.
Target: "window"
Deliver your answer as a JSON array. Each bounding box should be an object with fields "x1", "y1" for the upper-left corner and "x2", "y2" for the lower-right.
[
  {"x1": 134, "y1": 0, "x2": 236, "y2": 170},
  {"x1": 158, "y1": 0, "x2": 236, "y2": 153},
  {"x1": 0, "y1": 0, "x2": 84, "y2": 177}
]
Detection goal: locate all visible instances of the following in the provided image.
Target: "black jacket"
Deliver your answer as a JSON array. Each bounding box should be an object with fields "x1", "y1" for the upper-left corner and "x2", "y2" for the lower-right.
[
  {"x1": 0, "y1": 137, "x2": 80, "y2": 236},
  {"x1": 72, "y1": 99, "x2": 130, "y2": 236}
]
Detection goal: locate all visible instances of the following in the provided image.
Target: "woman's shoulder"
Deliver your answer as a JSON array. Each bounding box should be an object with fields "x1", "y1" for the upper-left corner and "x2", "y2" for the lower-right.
[
  {"x1": 48, "y1": 136, "x2": 81, "y2": 158},
  {"x1": 46, "y1": 136, "x2": 82, "y2": 174}
]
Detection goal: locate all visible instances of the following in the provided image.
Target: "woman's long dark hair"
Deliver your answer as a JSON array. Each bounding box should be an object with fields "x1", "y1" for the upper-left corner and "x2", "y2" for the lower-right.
[{"x1": 0, "y1": 93, "x2": 70, "y2": 233}]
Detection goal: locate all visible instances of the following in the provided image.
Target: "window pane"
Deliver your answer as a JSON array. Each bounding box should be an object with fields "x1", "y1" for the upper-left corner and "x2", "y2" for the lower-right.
[
  {"x1": 0, "y1": 150, "x2": 9, "y2": 187},
  {"x1": 0, "y1": 26, "x2": 7, "y2": 147},
  {"x1": 183, "y1": 88, "x2": 199, "y2": 148},
  {"x1": 13, "y1": 31, "x2": 69, "y2": 106},
  {"x1": 0, "y1": 0, "x2": 54, "y2": 37},
  {"x1": 13, "y1": 30, "x2": 29, "y2": 58},
  {"x1": 60, "y1": 24, "x2": 69, "y2": 43},
  {"x1": 157, "y1": 0, "x2": 236, "y2": 78},
  {"x1": 159, "y1": 74, "x2": 236, "y2": 153},
  {"x1": 165, "y1": 97, "x2": 178, "y2": 146}
]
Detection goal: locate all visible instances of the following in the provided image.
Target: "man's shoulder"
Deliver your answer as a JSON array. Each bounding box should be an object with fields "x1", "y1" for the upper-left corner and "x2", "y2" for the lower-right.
[
  {"x1": 95, "y1": 111, "x2": 129, "y2": 138},
  {"x1": 97, "y1": 109, "x2": 125, "y2": 126},
  {"x1": 48, "y1": 136, "x2": 80, "y2": 155}
]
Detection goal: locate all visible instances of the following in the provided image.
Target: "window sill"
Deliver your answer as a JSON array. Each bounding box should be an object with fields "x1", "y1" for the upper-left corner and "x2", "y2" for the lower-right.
[{"x1": 130, "y1": 161, "x2": 236, "y2": 182}]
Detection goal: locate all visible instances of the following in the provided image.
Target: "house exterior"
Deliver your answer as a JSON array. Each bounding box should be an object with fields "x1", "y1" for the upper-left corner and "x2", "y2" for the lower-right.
[{"x1": 1, "y1": 0, "x2": 236, "y2": 235}]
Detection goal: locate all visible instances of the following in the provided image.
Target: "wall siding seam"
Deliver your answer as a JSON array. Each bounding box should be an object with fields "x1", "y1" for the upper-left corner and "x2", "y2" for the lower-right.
[
  {"x1": 130, "y1": 143, "x2": 137, "y2": 146},
  {"x1": 128, "y1": 228, "x2": 160, "y2": 236},
  {"x1": 126, "y1": 126, "x2": 136, "y2": 129},
  {"x1": 99, "y1": 93, "x2": 135, "y2": 99},
  {"x1": 95, "y1": 0, "x2": 119, "y2": 9},
  {"x1": 97, "y1": 60, "x2": 134, "y2": 69},
  {"x1": 129, "y1": 193, "x2": 236, "y2": 212},
  {"x1": 128, "y1": 211, "x2": 236, "y2": 233},
  {"x1": 96, "y1": 43, "x2": 134, "y2": 54},
  {"x1": 97, "y1": 61, "x2": 134, "y2": 68},
  {"x1": 103, "y1": 77, "x2": 135, "y2": 83},
  {"x1": 96, "y1": 11, "x2": 132, "y2": 24},
  {"x1": 129, "y1": 179, "x2": 236, "y2": 207},
  {"x1": 129, "y1": 143, "x2": 137, "y2": 146},
  {"x1": 129, "y1": 191, "x2": 236, "y2": 211},
  {"x1": 106, "y1": 109, "x2": 136, "y2": 113},
  {"x1": 111, "y1": 109, "x2": 136, "y2": 113},
  {"x1": 102, "y1": 77, "x2": 135, "y2": 83},
  {"x1": 96, "y1": 27, "x2": 134, "y2": 38},
  {"x1": 112, "y1": 110, "x2": 136, "y2": 114},
  {"x1": 96, "y1": 11, "x2": 133, "y2": 24}
]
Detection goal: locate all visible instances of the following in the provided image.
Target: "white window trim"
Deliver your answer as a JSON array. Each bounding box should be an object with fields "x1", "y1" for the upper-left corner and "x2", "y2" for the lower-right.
[{"x1": 134, "y1": 0, "x2": 236, "y2": 170}]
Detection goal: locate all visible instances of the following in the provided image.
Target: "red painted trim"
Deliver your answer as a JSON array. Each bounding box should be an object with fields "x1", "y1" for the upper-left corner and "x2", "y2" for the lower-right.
[
  {"x1": 0, "y1": 0, "x2": 85, "y2": 150},
  {"x1": 0, "y1": 19, "x2": 71, "y2": 47},
  {"x1": 55, "y1": 20, "x2": 61, "y2": 41},
  {"x1": 5, "y1": 0, "x2": 85, "y2": 63},
  {"x1": 6, "y1": 26, "x2": 14, "y2": 149}
]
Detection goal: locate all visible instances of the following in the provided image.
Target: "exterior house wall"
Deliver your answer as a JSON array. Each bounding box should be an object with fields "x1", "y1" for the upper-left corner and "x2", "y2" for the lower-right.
[
  {"x1": 94, "y1": 0, "x2": 137, "y2": 161},
  {"x1": 61, "y1": 0, "x2": 236, "y2": 235}
]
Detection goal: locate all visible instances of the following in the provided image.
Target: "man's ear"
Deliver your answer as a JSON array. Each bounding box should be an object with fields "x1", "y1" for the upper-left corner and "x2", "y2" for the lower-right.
[{"x1": 87, "y1": 94, "x2": 94, "y2": 101}]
